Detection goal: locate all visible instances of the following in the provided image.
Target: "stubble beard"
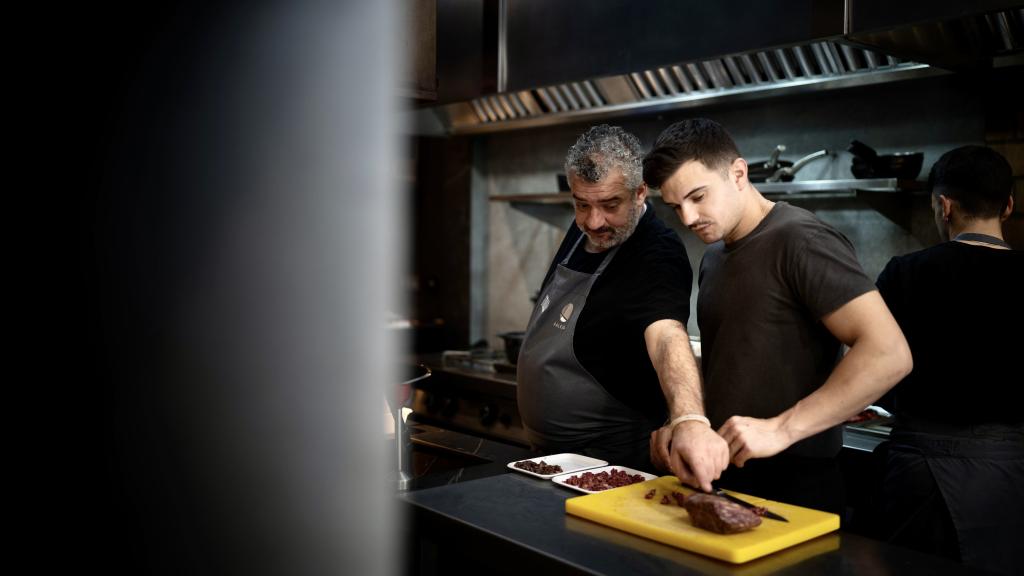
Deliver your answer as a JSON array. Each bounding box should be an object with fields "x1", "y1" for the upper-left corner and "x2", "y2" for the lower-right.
[{"x1": 583, "y1": 200, "x2": 643, "y2": 250}]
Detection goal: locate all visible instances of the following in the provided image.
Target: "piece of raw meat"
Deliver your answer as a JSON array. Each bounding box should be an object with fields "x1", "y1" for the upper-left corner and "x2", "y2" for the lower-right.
[{"x1": 682, "y1": 494, "x2": 762, "y2": 534}]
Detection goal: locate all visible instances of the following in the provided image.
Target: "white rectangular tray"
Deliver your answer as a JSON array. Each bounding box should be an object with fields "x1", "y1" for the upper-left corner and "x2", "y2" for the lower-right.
[
  {"x1": 507, "y1": 453, "x2": 608, "y2": 479},
  {"x1": 551, "y1": 465, "x2": 658, "y2": 494}
]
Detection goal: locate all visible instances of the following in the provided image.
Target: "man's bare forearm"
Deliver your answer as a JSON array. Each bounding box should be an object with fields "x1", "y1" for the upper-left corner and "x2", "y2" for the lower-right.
[
  {"x1": 776, "y1": 292, "x2": 912, "y2": 445},
  {"x1": 777, "y1": 334, "x2": 911, "y2": 445},
  {"x1": 645, "y1": 319, "x2": 704, "y2": 419}
]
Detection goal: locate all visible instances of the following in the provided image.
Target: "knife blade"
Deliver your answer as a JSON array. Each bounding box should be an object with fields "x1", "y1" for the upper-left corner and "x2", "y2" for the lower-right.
[{"x1": 713, "y1": 488, "x2": 789, "y2": 522}]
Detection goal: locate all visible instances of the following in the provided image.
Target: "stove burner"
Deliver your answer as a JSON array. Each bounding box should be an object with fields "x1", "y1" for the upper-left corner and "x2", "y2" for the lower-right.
[{"x1": 409, "y1": 354, "x2": 527, "y2": 447}]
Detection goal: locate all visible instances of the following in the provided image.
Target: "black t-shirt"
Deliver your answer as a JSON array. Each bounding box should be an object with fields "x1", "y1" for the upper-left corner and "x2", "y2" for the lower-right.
[
  {"x1": 875, "y1": 241, "x2": 1024, "y2": 428},
  {"x1": 698, "y1": 202, "x2": 875, "y2": 457},
  {"x1": 540, "y1": 202, "x2": 692, "y2": 423}
]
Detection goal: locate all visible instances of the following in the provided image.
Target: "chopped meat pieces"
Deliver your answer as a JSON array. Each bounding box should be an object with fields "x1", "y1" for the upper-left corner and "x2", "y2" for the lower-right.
[
  {"x1": 649, "y1": 490, "x2": 689, "y2": 506},
  {"x1": 514, "y1": 460, "x2": 563, "y2": 475},
  {"x1": 563, "y1": 468, "x2": 645, "y2": 491},
  {"x1": 683, "y1": 494, "x2": 762, "y2": 534}
]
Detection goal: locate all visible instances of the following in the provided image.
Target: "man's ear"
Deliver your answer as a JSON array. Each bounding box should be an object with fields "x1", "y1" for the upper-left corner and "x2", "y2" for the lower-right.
[
  {"x1": 1002, "y1": 195, "x2": 1014, "y2": 221},
  {"x1": 731, "y1": 157, "x2": 748, "y2": 189},
  {"x1": 636, "y1": 181, "x2": 649, "y2": 204},
  {"x1": 939, "y1": 194, "x2": 953, "y2": 221}
]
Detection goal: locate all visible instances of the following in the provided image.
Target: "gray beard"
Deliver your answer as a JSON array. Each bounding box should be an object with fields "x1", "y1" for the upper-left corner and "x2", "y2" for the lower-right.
[{"x1": 583, "y1": 201, "x2": 644, "y2": 250}]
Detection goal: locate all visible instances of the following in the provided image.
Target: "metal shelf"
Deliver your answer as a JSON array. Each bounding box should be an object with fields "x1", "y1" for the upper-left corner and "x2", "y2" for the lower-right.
[
  {"x1": 758, "y1": 178, "x2": 926, "y2": 195},
  {"x1": 489, "y1": 193, "x2": 572, "y2": 203},
  {"x1": 489, "y1": 179, "x2": 926, "y2": 204}
]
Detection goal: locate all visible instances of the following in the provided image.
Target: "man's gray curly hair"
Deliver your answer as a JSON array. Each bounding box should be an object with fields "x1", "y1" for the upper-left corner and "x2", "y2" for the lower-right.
[{"x1": 564, "y1": 125, "x2": 644, "y2": 190}]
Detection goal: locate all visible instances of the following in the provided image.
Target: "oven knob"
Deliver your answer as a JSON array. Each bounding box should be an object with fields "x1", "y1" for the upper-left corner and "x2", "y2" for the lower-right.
[
  {"x1": 479, "y1": 403, "x2": 498, "y2": 426},
  {"x1": 441, "y1": 397, "x2": 459, "y2": 419}
]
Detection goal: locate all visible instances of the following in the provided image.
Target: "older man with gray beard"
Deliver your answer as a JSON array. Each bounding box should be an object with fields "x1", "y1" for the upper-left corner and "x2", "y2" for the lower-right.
[{"x1": 517, "y1": 125, "x2": 702, "y2": 472}]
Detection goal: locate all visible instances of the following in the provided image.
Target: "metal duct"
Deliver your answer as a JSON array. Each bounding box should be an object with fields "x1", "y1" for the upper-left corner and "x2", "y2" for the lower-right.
[
  {"x1": 421, "y1": 3, "x2": 1023, "y2": 135},
  {"x1": 436, "y1": 39, "x2": 940, "y2": 134}
]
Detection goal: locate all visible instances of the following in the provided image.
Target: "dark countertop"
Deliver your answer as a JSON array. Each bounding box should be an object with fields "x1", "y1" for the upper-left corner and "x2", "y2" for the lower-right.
[
  {"x1": 401, "y1": 472, "x2": 982, "y2": 576},
  {"x1": 405, "y1": 424, "x2": 535, "y2": 490}
]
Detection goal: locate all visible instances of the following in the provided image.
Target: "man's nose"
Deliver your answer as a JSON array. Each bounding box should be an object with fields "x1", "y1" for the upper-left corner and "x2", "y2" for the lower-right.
[
  {"x1": 586, "y1": 209, "x2": 606, "y2": 230},
  {"x1": 680, "y1": 204, "x2": 698, "y2": 227}
]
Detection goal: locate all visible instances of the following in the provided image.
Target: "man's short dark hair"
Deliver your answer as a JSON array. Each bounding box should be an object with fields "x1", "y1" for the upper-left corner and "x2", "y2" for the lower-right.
[
  {"x1": 643, "y1": 118, "x2": 742, "y2": 188},
  {"x1": 929, "y1": 145, "x2": 1013, "y2": 220}
]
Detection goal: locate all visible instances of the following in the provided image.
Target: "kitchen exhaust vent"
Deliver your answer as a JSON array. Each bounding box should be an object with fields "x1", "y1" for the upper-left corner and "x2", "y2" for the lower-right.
[
  {"x1": 467, "y1": 80, "x2": 606, "y2": 122},
  {"x1": 425, "y1": 5, "x2": 1022, "y2": 135},
  {"x1": 439, "y1": 40, "x2": 935, "y2": 135},
  {"x1": 848, "y1": 6, "x2": 1024, "y2": 70}
]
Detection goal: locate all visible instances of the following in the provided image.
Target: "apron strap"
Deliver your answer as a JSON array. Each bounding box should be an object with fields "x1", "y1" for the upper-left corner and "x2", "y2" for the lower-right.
[
  {"x1": 559, "y1": 230, "x2": 622, "y2": 275},
  {"x1": 559, "y1": 233, "x2": 586, "y2": 266},
  {"x1": 953, "y1": 232, "x2": 1011, "y2": 249}
]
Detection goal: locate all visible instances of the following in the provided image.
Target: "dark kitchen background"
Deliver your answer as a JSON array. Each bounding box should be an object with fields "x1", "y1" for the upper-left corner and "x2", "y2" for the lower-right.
[{"x1": 408, "y1": 0, "x2": 1023, "y2": 351}]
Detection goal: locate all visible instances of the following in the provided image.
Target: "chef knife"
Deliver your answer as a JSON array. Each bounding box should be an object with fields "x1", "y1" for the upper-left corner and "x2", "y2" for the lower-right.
[{"x1": 711, "y1": 487, "x2": 789, "y2": 522}]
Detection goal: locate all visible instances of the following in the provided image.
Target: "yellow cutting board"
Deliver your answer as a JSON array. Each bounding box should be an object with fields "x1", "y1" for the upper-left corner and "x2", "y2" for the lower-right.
[{"x1": 564, "y1": 476, "x2": 840, "y2": 564}]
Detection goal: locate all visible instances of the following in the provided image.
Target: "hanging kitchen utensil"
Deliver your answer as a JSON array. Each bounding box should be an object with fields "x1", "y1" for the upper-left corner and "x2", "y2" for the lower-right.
[
  {"x1": 748, "y1": 146, "x2": 831, "y2": 183},
  {"x1": 747, "y1": 145, "x2": 793, "y2": 182},
  {"x1": 848, "y1": 140, "x2": 923, "y2": 179},
  {"x1": 765, "y1": 149, "x2": 831, "y2": 182}
]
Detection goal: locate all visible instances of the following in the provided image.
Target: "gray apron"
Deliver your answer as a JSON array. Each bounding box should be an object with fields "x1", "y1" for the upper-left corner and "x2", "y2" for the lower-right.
[{"x1": 516, "y1": 233, "x2": 654, "y2": 469}]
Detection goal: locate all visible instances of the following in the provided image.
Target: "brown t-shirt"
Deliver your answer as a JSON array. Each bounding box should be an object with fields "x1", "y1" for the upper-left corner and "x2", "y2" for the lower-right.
[{"x1": 697, "y1": 202, "x2": 875, "y2": 457}]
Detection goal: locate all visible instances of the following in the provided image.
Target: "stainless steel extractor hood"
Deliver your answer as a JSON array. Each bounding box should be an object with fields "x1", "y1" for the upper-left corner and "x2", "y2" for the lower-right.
[
  {"x1": 848, "y1": 0, "x2": 1024, "y2": 70},
  {"x1": 419, "y1": 1, "x2": 1023, "y2": 135}
]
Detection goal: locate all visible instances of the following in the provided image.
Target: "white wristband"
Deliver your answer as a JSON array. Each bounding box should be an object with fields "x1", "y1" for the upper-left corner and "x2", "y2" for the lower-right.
[{"x1": 667, "y1": 414, "x2": 711, "y2": 428}]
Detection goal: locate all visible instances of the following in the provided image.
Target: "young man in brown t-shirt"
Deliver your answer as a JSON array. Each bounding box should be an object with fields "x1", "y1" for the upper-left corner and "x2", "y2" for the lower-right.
[{"x1": 642, "y1": 118, "x2": 912, "y2": 513}]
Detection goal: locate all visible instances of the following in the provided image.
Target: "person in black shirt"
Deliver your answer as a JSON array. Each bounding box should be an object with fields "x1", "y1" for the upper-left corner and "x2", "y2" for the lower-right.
[
  {"x1": 875, "y1": 145, "x2": 1023, "y2": 575},
  {"x1": 517, "y1": 125, "x2": 701, "y2": 472},
  {"x1": 642, "y1": 118, "x2": 912, "y2": 509}
]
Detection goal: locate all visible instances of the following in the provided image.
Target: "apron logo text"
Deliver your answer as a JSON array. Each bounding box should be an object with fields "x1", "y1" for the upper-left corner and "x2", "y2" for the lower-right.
[
  {"x1": 554, "y1": 302, "x2": 574, "y2": 329},
  {"x1": 559, "y1": 303, "x2": 574, "y2": 323}
]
